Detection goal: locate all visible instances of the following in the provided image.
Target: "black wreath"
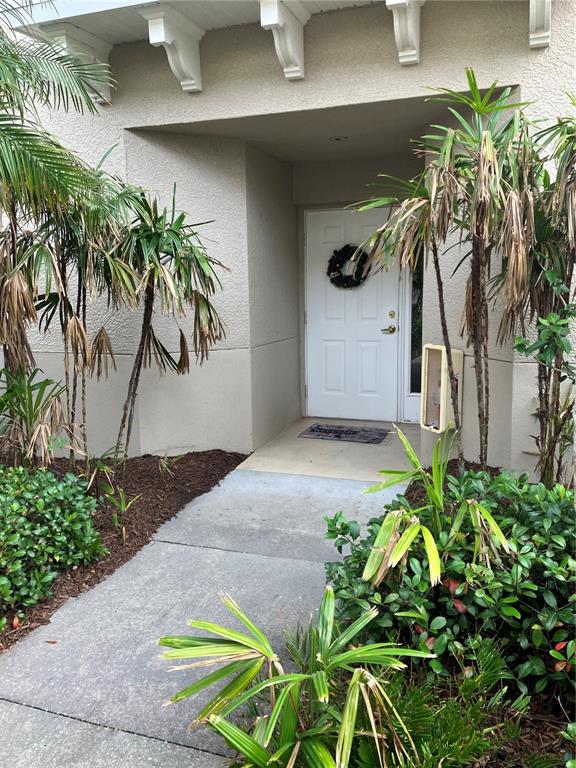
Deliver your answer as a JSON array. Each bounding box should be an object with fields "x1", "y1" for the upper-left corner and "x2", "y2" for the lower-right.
[{"x1": 327, "y1": 244, "x2": 370, "y2": 288}]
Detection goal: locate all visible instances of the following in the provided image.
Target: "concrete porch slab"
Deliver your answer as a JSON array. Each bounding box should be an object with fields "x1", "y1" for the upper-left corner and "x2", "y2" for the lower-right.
[
  {"x1": 154, "y1": 469, "x2": 396, "y2": 562},
  {"x1": 239, "y1": 418, "x2": 419, "y2": 481}
]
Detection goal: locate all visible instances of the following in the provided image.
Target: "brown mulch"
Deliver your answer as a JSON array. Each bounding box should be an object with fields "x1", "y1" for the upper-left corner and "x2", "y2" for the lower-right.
[
  {"x1": 482, "y1": 706, "x2": 569, "y2": 767},
  {"x1": 404, "y1": 458, "x2": 501, "y2": 507},
  {"x1": 0, "y1": 449, "x2": 246, "y2": 653}
]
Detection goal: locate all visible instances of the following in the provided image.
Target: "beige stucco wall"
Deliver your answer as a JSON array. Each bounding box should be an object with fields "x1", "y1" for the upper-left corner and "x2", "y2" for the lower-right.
[
  {"x1": 30, "y1": 0, "x2": 575, "y2": 464},
  {"x1": 245, "y1": 146, "x2": 301, "y2": 446},
  {"x1": 124, "y1": 130, "x2": 255, "y2": 453}
]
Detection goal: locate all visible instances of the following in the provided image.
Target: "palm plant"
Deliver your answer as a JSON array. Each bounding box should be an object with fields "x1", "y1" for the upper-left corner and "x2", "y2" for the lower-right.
[
  {"x1": 362, "y1": 70, "x2": 576, "y2": 479},
  {"x1": 113, "y1": 193, "x2": 225, "y2": 457},
  {"x1": 359, "y1": 175, "x2": 465, "y2": 467},
  {"x1": 0, "y1": 1, "x2": 114, "y2": 375},
  {"x1": 0, "y1": 367, "x2": 69, "y2": 465},
  {"x1": 362, "y1": 428, "x2": 508, "y2": 587},
  {"x1": 29, "y1": 171, "x2": 141, "y2": 462},
  {"x1": 501, "y1": 107, "x2": 576, "y2": 486},
  {"x1": 359, "y1": 69, "x2": 527, "y2": 467},
  {"x1": 0, "y1": 4, "x2": 226, "y2": 465},
  {"x1": 159, "y1": 588, "x2": 430, "y2": 768}
]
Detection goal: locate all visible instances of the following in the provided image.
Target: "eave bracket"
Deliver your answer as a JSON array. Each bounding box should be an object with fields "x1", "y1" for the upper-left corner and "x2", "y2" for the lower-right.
[
  {"x1": 386, "y1": 0, "x2": 425, "y2": 66},
  {"x1": 139, "y1": 4, "x2": 205, "y2": 93},
  {"x1": 39, "y1": 22, "x2": 112, "y2": 104},
  {"x1": 260, "y1": 0, "x2": 310, "y2": 80},
  {"x1": 529, "y1": 0, "x2": 551, "y2": 48}
]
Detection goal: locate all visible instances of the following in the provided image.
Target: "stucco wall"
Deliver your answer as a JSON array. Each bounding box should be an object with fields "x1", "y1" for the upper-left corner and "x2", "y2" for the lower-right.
[
  {"x1": 28, "y1": 0, "x2": 575, "y2": 463},
  {"x1": 121, "y1": 130, "x2": 255, "y2": 453},
  {"x1": 245, "y1": 146, "x2": 300, "y2": 446}
]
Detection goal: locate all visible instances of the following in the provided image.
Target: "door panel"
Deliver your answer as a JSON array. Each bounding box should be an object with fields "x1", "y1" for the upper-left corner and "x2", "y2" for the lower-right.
[{"x1": 305, "y1": 209, "x2": 400, "y2": 420}]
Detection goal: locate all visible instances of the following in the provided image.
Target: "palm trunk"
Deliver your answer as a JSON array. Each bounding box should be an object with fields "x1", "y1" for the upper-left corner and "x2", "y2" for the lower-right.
[
  {"x1": 535, "y1": 248, "x2": 575, "y2": 487},
  {"x1": 81, "y1": 285, "x2": 89, "y2": 471},
  {"x1": 480, "y1": 249, "x2": 490, "y2": 467},
  {"x1": 471, "y1": 236, "x2": 489, "y2": 467},
  {"x1": 116, "y1": 276, "x2": 155, "y2": 459},
  {"x1": 431, "y1": 238, "x2": 464, "y2": 470},
  {"x1": 68, "y1": 269, "x2": 83, "y2": 464}
]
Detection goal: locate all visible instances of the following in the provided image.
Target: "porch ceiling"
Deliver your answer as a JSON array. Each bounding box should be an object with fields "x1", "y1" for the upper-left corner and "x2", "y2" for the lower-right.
[{"x1": 138, "y1": 96, "x2": 450, "y2": 162}]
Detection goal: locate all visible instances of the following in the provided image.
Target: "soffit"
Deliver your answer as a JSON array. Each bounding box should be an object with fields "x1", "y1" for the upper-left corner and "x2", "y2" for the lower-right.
[
  {"x1": 11, "y1": 1, "x2": 380, "y2": 44},
  {"x1": 138, "y1": 96, "x2": 452, "y2": 162}
]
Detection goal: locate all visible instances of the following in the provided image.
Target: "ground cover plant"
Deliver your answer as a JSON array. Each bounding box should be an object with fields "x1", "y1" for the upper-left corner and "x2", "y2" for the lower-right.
[
  {"x1": 159, "y1": 588, "x2": 533, "y2": 768},
  {"x1": 326, "y1": 430, "x2": 576, "y2": 704},
  {"x1": 0, "y1": 465, "x2": 104, "y2": 631}
]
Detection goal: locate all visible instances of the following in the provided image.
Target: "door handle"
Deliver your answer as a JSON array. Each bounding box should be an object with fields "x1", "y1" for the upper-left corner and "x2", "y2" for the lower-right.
[{"x1": 381, "y1": 325, "x2": 396, "y2": 334}]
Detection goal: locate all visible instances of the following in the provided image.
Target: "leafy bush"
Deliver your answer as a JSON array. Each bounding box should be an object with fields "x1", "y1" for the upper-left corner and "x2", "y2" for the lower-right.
[
  {"x1": 326, "y1": 469, "x2": 576, "y2": 699},
  {"x1": 159, "y1": 590, "x2": 529, "y2": 768},
  {"x1": 0, "y1": 465, "x2": 105, "y2": 626}
]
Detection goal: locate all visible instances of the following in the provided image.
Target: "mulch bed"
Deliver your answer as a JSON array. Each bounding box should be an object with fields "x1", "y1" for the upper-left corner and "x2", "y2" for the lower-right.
[
  {"x1": 0, "y1": 449, "x2": 246, "y2": 653},
  {"x1": 482, "y1": 706, "x2": 569, "y2": 767}
]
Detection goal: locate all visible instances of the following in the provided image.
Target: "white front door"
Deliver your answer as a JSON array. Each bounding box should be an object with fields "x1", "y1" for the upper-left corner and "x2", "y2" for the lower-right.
[{"x1": 305, "y1": 209, "x2": 400, "y2": 421}]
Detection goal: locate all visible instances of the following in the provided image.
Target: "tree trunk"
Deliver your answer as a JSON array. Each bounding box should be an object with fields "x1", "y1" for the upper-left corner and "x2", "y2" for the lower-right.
[
  {"x1": 431, "y1": 238, "x2": 464, "y2": 470},
  {"x1": 470, "y1": 236, "x2": 489, "y2": 467},
  {"x1": 536, "y1": 247, "x2": 575, "y2": 487},
  {"x1": 68, "y1": 269, "x2": 83, "y2": 465},
  {"x1": 116, "y1": 276, "x2": 155, "y2": 459},
  {"x1": 81, "y1": 285, "x2": 89, "y2": 471}
]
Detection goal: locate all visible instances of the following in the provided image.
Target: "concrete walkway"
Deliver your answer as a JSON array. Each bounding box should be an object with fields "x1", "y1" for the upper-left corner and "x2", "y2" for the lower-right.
[{"x1": 0, "y1": 469, "x2": 396, "y2": 767}]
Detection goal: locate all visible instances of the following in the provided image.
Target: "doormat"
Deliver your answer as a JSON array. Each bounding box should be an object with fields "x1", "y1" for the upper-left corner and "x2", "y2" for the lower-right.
[{"x1": 298, "y1": 423, "x2": 389, "y2": 445}]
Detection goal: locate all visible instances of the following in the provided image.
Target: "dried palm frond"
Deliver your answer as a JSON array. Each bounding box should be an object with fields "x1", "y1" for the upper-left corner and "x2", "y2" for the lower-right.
[
  {"x1": 142, "y1": 324, "x2": 178, "y2": 373},
  {"x1": 192, "y1": 292, "x2": 225, "y2": 364},
  {"x1": 0, "y1": 268, "x2": 37, "y2": 343},
  {"x1": 90, "y1": 325, "x2": 116, "y2": 380},
  {"x1": 501, "y1": 189, "x2": 529, "y2": 313},
  {"x1": 430, "y1": 128, "x2": 460, "y2": 243},
  {"x1": 472, "y1": 130, "x2": 501, "y2": 247},
  {"x1": 65, "y1": 314, "x2": 91, "y2": 373},
  {"x1": 176, "y1": 328, "x2": 190, "y2": 375},
  {"x1": 3, "y1": 322, "x2": 35, "y2": 371},
  {"x1": 27, "y1": 421, "x2": 51, "y2": 464},
  {"x1": 433, "y1": 168, "x2": 458, "y2": 244}
]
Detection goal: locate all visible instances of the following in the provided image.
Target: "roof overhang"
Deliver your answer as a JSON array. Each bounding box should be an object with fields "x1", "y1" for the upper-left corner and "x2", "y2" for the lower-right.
[{"x1": 7, "y1": 0, "x2": 551, "y2": 101}]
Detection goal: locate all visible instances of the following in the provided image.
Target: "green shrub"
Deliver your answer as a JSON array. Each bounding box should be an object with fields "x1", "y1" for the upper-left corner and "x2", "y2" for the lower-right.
[
  {"x1": 0, "y1": 465, "x2": 106, "y2": 625},
  {"x1": 326, "y1": 470, "x2": 576, "y2": 699}
]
